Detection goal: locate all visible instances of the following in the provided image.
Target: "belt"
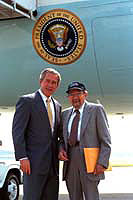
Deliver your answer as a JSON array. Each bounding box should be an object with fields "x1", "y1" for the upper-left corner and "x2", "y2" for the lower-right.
[
  {"x1": 68, "y1": 141, "x2": 80, "y2": 147},
  {"x1": 75, "y1": 141, "x2": 80, "y2": 146}
]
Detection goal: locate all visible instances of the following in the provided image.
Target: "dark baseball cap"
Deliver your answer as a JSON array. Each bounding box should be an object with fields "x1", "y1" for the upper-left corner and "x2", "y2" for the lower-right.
[{"x1": 66, "y1": 81, "x2": 86, "y2": 93}]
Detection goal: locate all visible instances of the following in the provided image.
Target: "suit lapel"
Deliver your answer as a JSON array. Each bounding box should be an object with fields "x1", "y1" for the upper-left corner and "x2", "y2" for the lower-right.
[
  {"x1": 80, "y1": 102, "x2": 91, "y2": 139},
  {"x1": 64, "y1": 108, "x2": 73, "y2": 144},
  {"x1": 34, "y1": 91, "x2": 50, "y2": 125},
  {"x1": 51, "y1": 97, "x2": 58, "y2": 133}
]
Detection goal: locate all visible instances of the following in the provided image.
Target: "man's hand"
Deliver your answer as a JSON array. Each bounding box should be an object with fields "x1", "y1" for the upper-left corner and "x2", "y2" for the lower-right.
[
  {"x1": 94, "y1": 164, "x2": 105, "y2": 175},
  {"x1": 58, "y1": 149, "x2": 68, "y2": 161},
  {"x1": 20, "y1": 159, "x2": 31, "y2": 175}
]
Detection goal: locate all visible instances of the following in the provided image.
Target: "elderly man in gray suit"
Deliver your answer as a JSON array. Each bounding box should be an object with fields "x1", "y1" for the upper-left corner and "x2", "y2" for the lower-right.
[
  {"x1": 59, "y1": 81, "x2": 111, "y2": 200},
  {"x1": 12, "y1": 68, "x2": 63, "y2": 200}
]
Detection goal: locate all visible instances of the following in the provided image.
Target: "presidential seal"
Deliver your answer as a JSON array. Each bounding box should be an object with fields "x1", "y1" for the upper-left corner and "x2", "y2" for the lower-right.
[{"x1": 32, "y1": 9, "x2": 86, "y2": 65}]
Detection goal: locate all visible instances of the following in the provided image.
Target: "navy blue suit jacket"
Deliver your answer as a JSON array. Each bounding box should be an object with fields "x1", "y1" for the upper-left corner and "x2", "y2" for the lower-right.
[{"x1": 12, "y1": 91, "x2": 62, "y2": 175}]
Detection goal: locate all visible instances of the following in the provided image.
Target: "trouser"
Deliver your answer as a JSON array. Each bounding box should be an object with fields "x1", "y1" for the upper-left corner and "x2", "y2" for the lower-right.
[
  {"x1": 66, "y1": 145, "x2": 100, "y2": 200},
  {"x1": 23, "y1": 165, "x2": 59, "y2": 200}
]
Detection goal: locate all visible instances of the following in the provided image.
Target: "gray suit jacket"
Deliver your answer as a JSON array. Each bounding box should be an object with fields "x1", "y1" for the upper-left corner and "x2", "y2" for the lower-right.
[
  {"x1": 62, "y1": 101, "x2": 111, "y2": 181},
  {"x1": 12, "y1": 90, "x2": 62, "y2": 175}
]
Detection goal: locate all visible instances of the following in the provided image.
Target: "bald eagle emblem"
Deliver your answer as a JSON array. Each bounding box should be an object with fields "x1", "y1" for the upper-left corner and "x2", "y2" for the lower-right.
[{"x1": 48, "y1": 24, "x2": 71, "y2": 51}]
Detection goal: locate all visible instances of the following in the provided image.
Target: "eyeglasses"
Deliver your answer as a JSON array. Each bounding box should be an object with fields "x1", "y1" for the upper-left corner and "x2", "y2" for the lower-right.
[{"x1": 66, "y1": 92, "x2": 84, "y2": 97}]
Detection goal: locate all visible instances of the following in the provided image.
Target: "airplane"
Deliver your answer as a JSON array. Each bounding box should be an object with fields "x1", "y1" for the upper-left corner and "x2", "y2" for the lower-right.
[{"x1": 0, "y1": 0, "x2": 133, "y2": 115}]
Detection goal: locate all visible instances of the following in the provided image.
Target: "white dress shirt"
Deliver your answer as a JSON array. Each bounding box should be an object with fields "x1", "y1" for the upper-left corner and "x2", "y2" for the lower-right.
[
  {"x1": 39, "y1": 89, "x2": 55, "y2": 132},
  {"x1": 68, "y1": 102, "x2": 85, "y2": 141}
]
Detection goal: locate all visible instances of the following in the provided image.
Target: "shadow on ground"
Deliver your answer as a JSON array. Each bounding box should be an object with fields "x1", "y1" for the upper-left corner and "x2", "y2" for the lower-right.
[{"x1": 19, "y1": 193, "x2": 133, "y2": 200}]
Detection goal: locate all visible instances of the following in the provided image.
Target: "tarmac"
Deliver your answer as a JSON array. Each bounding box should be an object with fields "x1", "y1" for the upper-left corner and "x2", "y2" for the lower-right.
[{"x1": 19, "y1": 193, "x2": 133, "y2": 200}]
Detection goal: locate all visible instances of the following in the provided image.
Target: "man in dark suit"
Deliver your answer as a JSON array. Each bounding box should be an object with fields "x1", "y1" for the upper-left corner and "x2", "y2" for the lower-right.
[
  {"x1": 59, "y1": 81, "x2": 111, "y2": 200},
  {"x1": 12, "y1": 68, "x2": 63, "y2": 200}
]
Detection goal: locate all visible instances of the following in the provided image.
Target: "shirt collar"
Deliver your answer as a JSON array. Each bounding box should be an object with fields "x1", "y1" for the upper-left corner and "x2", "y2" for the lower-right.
[
  {"x1": 72, "y1": 101, "x2": 86, "y2": 114},
  {"x1": 39, "y1": 89, "x2": 51, "y2": 102}
]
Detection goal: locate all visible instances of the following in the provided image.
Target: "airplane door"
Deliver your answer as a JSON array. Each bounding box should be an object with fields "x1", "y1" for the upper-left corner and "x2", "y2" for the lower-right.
[{"x1": 92, "y1": 14, "x2": 133, "y2": 113}]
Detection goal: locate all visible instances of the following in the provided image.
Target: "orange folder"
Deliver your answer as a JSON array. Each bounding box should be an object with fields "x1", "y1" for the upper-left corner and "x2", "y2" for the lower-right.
[{"x1": 84, "y1": 148, "x2": 112, "y2": 173}]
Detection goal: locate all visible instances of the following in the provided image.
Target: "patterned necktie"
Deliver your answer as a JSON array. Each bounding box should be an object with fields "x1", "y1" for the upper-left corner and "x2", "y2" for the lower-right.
[
  {"x1": 68, "y1": 110, "x2": 80, "y2": 146},
  {"x1": 46, "y1": 98, "x2": 53, "y2": 129}
]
